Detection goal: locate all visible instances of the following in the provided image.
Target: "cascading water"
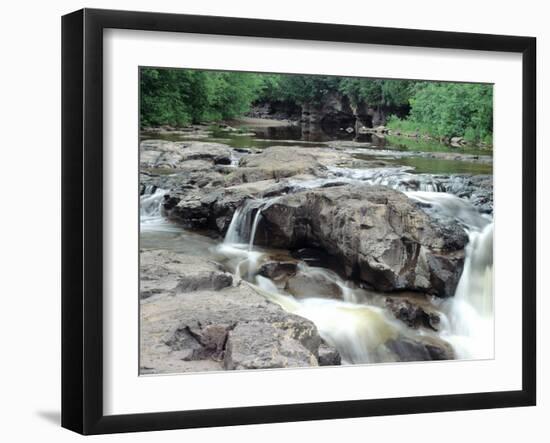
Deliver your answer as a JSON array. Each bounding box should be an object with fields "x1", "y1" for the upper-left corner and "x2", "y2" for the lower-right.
[
  {"x1": 218, "y1": 199, "x2": 275, "y2": 280},
  {"x1": 326, "y1": 166, "x2": 446, "y2": 192},
  {"x1": 253, "y1": 276, "x2": 403, "y2": 364},
  {"x1": 406, "y1": 191, "x2": 494, "y2": 360},
  {"x1": 140, "y1": 187, "x2": 170, "y2": 231}
]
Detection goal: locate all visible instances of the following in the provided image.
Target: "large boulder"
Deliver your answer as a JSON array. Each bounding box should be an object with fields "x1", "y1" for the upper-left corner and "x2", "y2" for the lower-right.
[
  {"x1": 259, "y1": 184, "x2": 467, "y2": 297},
  {"x1": 140, "y1": 283, "x2": 323, "y2": 374},
  {"x1": 163, "y1": 186, "x2": 252, "y2": 234}
]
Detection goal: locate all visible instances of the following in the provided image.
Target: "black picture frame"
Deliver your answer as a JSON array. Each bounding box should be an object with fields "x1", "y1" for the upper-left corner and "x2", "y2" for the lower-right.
[{"x1": 61, "y1": 8, "x2": 537, "y2": 435}]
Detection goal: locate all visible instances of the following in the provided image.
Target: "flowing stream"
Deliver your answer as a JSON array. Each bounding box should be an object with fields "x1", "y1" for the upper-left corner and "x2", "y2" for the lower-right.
[
  {"x1": 140, "y1": 131, "x2": 494, "y2": 365},
  {"x1": 210, "y1": 175, "x2": 494, "y2": 363}
]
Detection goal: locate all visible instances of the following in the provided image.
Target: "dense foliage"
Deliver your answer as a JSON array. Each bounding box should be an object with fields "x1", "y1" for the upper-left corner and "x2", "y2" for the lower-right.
[
  {"x1": 140, "y1": 68, "x2": 263, "y2": 127},
  {"x1": 387, "y1": 82, "x2": 493, "y2": 143},
  {"x1": 140, "y1": 68, "x2": 493, "y2": 142}
]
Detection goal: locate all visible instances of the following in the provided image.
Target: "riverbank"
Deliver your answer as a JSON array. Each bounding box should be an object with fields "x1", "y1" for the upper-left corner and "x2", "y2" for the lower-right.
[{"x1": 139, "y1": 122, "x2": 494, "y2": 374}]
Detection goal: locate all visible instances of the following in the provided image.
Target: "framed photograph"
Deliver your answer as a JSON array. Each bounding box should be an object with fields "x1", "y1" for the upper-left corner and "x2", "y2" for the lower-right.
[{"x1": 61, "y1": 8, "x2": 536, "y2": 435}]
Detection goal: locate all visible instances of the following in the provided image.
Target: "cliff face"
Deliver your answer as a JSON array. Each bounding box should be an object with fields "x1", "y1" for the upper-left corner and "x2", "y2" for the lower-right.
[{"x1": 251, "y1": 93, "x2": 410, "y2": 135}]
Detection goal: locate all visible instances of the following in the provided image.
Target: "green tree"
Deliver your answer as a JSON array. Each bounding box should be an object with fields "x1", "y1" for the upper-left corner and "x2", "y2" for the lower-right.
[{"x1": 408, "y1": 82, "x2": 493, "y2": 141}]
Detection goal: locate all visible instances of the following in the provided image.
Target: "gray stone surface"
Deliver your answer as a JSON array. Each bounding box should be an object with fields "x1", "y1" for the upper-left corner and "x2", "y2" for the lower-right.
[
  {"x1": 260, "y1": 184, "x2": 467, "y2": 297},
  {"x1": 140, "y1": 249, "x2": 233, "y2": 299}
]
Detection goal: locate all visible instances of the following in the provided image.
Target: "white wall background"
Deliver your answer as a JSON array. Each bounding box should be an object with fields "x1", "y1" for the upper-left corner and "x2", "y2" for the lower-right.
[{"x1": 0, "y1": 0, "x2": 545, "y2": 441}]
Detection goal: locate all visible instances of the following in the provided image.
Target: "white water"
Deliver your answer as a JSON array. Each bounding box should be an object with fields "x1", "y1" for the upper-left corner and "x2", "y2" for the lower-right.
[
  {"x1": 253, "y1": 276, "x2": 402, "y2": 364},
  {"x1": 139, "y1": 164, "x2": 494, "y2": 364},
  {"x1": 216, "y1": 178, "x2": 494, "y2": 364},
  {"x1": 406, "y1": 191, "x2": 494, "y2": 360},
  {"x1": 140, "y1": 186, "x2": 183, "y2": 233}
]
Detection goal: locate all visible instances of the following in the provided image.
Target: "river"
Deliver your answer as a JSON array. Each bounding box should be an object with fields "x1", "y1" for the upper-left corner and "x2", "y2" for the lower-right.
[{"x1": 140, "y1": 120, "x2": 494, "y2": 365}]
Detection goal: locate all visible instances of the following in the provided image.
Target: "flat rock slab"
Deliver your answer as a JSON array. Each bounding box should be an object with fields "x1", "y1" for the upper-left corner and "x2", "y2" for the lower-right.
[
  {"x1": 140, "y1": 140, "x2": 233, "y2": 169},
  {"x1": 140, "y1": 249, "x2": 233, "y2": 299},
  {"x1": 237, "y1": 146, "x2": 327, "y2": 181}
]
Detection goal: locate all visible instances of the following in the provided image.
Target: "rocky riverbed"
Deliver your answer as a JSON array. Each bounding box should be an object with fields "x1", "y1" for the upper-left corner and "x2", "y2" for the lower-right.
[{"x1": 139, "y1": 121, "x2": 494, "y2": 374}]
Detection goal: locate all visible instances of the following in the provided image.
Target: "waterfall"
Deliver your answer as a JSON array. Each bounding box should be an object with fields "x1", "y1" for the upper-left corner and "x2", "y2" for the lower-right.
[
  {"x1": 222, "y1": 197, "x2": 280, "y2": 248},
  {"x1": 139, "y1": 187, "x2": 182, "y2": 233},
  {"x1": 439, "y1": 222, "x2": 494, "y2": 360},
  {"x1": 249, "y1": 210, "x2": 262, "y2": 252},
  {"x1": 219, "y1": 199, "x2": 271, "y2": 281},
  {"x1": 140, "y1": 187, "x2": 169, "y2": 231},
  {"x1": 406, "y1": 191, "x2": 494, "y2": 360},
  {"x1": 216, "y1": 177, "x2": 493, "y2": 363},
  {"x1": 223, "y1": 200, "x2": 261, "y2": 246},
  {"x1": 405, "y1": 191, "x2": 491, "y2": 230},
  {"x1": 223, "y1": 207, "x2": 243, "y2": 245}
]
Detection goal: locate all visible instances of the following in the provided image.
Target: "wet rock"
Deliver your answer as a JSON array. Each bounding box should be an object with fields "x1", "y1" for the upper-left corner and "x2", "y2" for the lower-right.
[
  {"x1": 163, "y1": 187, "x2": 248, "y2": 233},
  {"x1": 140, "y1": 283, "x2": 323, "y2": 374},
  {"x1": 385, "y1": 295, "x2": 440, "y2": 330},
  {"x1": 385, "y1": 336, "x2": 454, "y2": 361},
  {"x1": 260, "y1": 184, "x2": 466, "y2": 297},
  {"x1": 318, "y1": 342, "x2": 342, "y2": 366},
  {"x1": 163, "y1": 177, "x2": 300, "y2": 234},
  {"x1": 285, "y1": 270, "x2": 343, "y2": 300},
  {"x1": 140, "y1": 249, "x2": 233, "y2": 298},
  {"x1": 441, "y1": 174, "x2": 493, "y2": 214},
  {"x1": 258, "y1": 261, "x2": 298, "y2": 281}
]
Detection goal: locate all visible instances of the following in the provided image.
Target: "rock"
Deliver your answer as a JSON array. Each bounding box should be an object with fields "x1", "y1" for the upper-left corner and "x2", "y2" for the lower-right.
[
  {"x1": 237, "y1": 146, "x2": 327, "y2": 181},
  {"x1": 140, "y1": 249, "x2": 233, "y2": 298},
  {"x1": 441, "y1": 174, "x2": 493, "y2": 214},
  {"x1": 450, "y1": 136, "x2": 465, "y2": 147},
  {"x1": 179, "y1": 142, "x2": 233, "y2": 165},
  {"x1": 385, "y1": 336, "x2": 454, "y2": 361},
  {"x1": 224, "y1": 322, "x2": 319, "y2": 370},
  {"x1": 163, "y1": 187, "x2": 248, "y2": 233},
  {"x1": 140, "y1": 283, "x2": 323, "y2": 374},
  {"x1": 318, "y1": 342, "x2": 342, "y2": 366},
  {"x1": 385, "y1": 295, "x2": 440, "y2": 330},
  {"x1": 140, "y1": 139, "x2": 233, "y2": 169},
  {"x1": 258, "y1": 261, "x2": 298, "y2": 281},
  {"x1": 162, "y1": 176, "x2": 303, "y2": 234},
  {"x1": 260, "y1": 184, "x2": 466, "y2": 297},
  {"x1": 285, "y1": 270, "x2": 343, "y2": 299}
]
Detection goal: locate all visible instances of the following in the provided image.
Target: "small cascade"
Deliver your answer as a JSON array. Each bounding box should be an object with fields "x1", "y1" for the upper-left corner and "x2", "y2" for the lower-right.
[
  {"x1": 405, "y1": 191, "x2": 491, "y2": 230},
  {"x1": 326, "y1": 166, "x2": 446, "y2": 192},
  {"x1": 248, "y1": 210, "x2": 263, "y2": 251},
  {"x1": 219, "y1": 198, "x2": 274, "y2": 280},
  {"x1": 223, "y1": 207, "x2": 243, "y2": 245},
  {"x1": 295, "y1": 263, "x2": 357, "y2": 303},
  {"x1": 140, "y1": 187, "x2": 173, "y2": 232},
  {"x1": 223, "y1": 200, "x2": 265, "y2": 246},
  {"x1": 252, "y1": 277, "x2": 402, "y2": 364}
]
